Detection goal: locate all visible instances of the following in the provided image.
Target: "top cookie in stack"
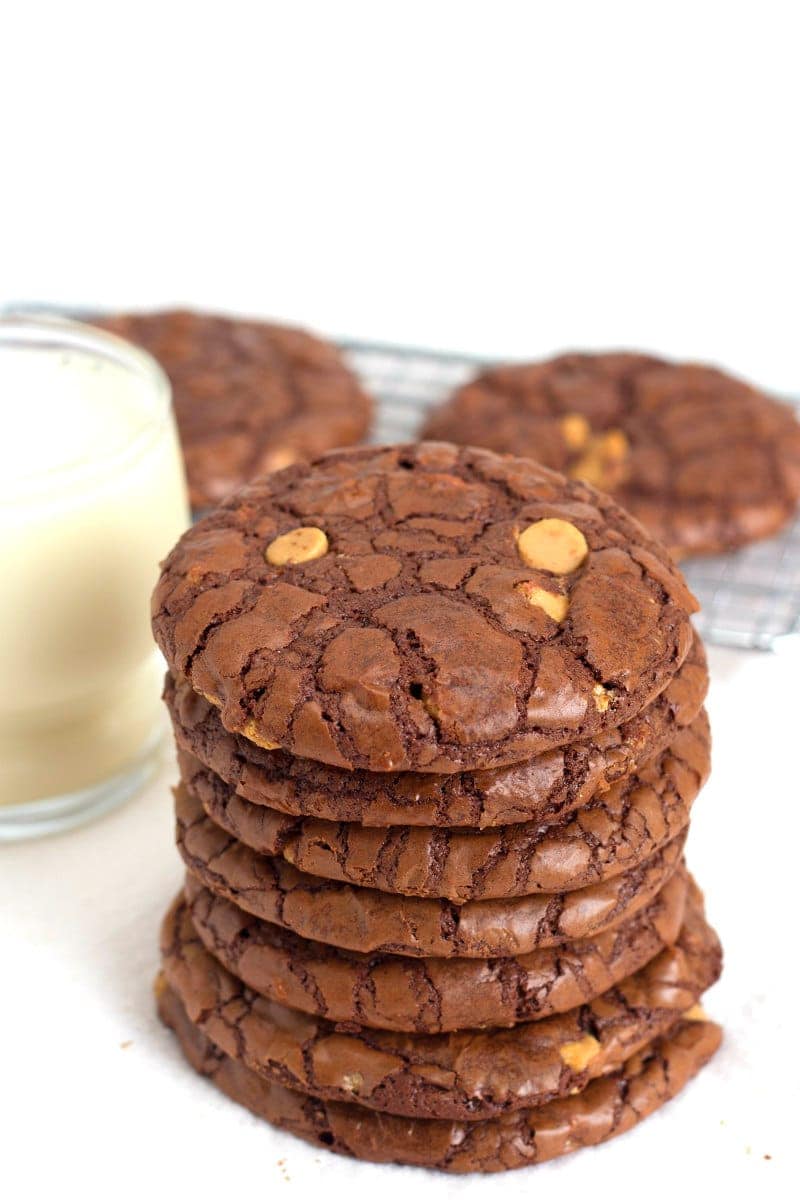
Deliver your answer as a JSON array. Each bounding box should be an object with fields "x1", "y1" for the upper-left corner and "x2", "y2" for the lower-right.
[
  {"x1": 153, "y1": 442, "x2": 721, "y2": 1173},
  {"x1": 153, "y1": 441, "x2": 697, "y2": 770}
]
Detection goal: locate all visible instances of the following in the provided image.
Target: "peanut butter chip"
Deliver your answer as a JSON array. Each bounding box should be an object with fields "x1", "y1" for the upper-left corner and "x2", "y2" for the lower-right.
[
  {"x1": 592, "y1": 683, "x2": 611, "y2": 713},
  {"x1": 517, "y1": 518, "x2": 589, "y2": 575},
  {"x1": 341, "y1": 1072, "x2": 364, "y2": 1094},
  {"x1": 261, "y1": 447, "x2": 299, "y2": 474},
  {"x1": 570, "y1": 428, "x2": 630, "y2": 490},
  {"x1": 266, "y1": 526, "x2": 329, "y2": 566},
  {"x1": 560, "y1": 412, "x2": 591, "y2": 451},
  {"x1": 516, "y1": 581, "x2": 569, "y2": 622},
  {"x1": 683, "y1": 1004, "x2": 708, "y2": 1022},
  {"x1": 559, "y1": 1034, "x2": 601, "y2": 1072},
  {"x1": 241, "y1": 719, "x2": 280, "y2": 751}
]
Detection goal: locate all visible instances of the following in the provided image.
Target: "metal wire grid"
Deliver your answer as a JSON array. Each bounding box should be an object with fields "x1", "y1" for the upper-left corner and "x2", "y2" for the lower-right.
[{"x1": 341, "y1": 339, "x2": 800, "y2": 652}]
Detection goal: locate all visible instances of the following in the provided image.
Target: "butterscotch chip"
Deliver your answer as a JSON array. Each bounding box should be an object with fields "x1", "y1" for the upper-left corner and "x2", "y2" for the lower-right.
[
  {"x1": 592, "y1": 684, "x2": 612, "y2": 713},
  {"x1": 516, "y1": 581, "x2": 569, "y2": 622},
  {"x1": 241, "y1": 719, "x2": 280, "y2": 750},
  {"x1": 683, "y1": 1003, "x2": 708, "y2": 1022},
  {"x1": 559, "y1": 1034, "x2": 601, "y2": 1072},
  {"x1": 570, "y1": 428, "x2": 631, "y2": 490},
  {"x1": 560, "y1": 412, "x2": 591, "y2": 450},
  {"x1": 266, "y1": 526, "x2": 329, "y2": 566},
  {"x1": 517, "y1": 518, "x2": 589, "y2": 575},
  {"x1": 261, "y1": 447, "x2": 299, "y2": 473},
  {"x1": 601, "y1": 428, "x2": 629, "y2": 461}
]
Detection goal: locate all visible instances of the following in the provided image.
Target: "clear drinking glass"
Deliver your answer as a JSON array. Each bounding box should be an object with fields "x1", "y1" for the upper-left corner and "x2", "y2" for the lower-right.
[{"x1": 0, "y1": 316, "x2": 190, "y2": 839}]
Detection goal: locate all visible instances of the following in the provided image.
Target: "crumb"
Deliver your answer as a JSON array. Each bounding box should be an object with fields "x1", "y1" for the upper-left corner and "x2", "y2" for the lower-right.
[
  {"x1": 120, "y1": 1040, "x2": 133, "y2": 1050},
  {"x1": 764, "y1": 1154, "x2": 772, "y2": 1161}
]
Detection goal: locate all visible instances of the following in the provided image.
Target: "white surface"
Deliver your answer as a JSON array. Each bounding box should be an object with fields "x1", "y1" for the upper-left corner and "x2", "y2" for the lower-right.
[
  {"x1": 1, "y1": 643, "x2": 797, "y2": 1199},
  {"x1": 2, "y1": 1, "x2": 800, "y2": 392}
]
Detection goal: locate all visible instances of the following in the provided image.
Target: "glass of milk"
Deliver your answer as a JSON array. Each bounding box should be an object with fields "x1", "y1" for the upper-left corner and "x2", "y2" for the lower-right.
[{"x1": 0, "y1": 316, "x2": 190, "y2": 839}]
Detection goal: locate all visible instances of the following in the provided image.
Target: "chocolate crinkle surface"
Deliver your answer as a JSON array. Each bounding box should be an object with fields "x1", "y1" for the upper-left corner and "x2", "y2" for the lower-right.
[
  {"x1": 422, "y1": 353, "x2": 800, "y2": 557},
  {"x1": 153, "y1": 443, "x2": 698, "y2": 773},
  {"x1": 183, "y1": 867, "x2": 689, "y2": 1033},
  {"x1": 159, "y1": 881, "x2": 720, "y2": 1121},
  {"x1": 175, "y1": 782, "x2": 687, "y2": 958},
  {"x1": 96, "y1": 310, "x2": 373, "y2": 510},
  {"x1": 179, "y1": 710, "x2": 709, "y2": 900},
  {"x1": 163, "y1": 632, "x2": 708, "y2": 828},
  {"x1": 157, "y1": 977, "x2": 722, "y2": 1173}
]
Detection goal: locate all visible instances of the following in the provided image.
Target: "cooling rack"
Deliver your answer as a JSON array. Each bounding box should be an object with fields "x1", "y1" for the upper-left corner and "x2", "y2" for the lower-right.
[{"x1": 342, "y1": 338, "x2": 800, "y2": 652}]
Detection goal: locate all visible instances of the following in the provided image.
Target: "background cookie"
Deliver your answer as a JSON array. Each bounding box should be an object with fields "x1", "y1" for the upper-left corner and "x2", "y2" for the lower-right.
[
  {"x1": 179, "y1": 711, "x2": 708, "y2": 900},
  {"x1": 97, "y1": 310, "x2": 373, "y2": 509},
  {"x1": 153, "y1": 442, "x2": 698, "y2": 773},
  {"x1": 157, "y1": 978, "x2": 722, "y2": 1173},
  {"x1": 422, "y1": 354, "x2": 800, "y2": 556},
  {"x1": 184, "y1": 868, "x2": 689, "y2": 1032}
]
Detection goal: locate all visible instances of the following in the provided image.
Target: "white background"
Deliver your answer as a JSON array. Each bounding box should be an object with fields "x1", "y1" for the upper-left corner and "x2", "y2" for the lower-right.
[
  {"x1": 1, "y1": 1, "x2": 799, "y2": 390},
  {"x1": 1, "y1": 3, "x2": 798, "y2": 1198}
]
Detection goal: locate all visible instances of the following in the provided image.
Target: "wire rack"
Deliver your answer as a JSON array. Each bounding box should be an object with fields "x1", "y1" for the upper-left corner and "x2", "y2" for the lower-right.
[{"x1": 341, "y1": 338, "x2": 800, "y2": 653}]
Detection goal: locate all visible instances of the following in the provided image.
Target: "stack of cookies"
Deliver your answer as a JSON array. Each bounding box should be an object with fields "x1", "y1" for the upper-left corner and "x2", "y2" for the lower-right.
[{"x1": 152, "y1": 442, "x2": 722, "y2": 1174}]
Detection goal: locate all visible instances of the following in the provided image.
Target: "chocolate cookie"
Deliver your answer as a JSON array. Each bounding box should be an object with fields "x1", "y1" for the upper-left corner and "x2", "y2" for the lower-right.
[
  {"x1": 153, "y1": 442, "x2": 698, "y2": 773},
  {"x1": 96, "y1": 310, "x2": 373, "y2": 510},
  {"x1": 184, "y1": 867, "x2": 688, "y2": 1032},
  {"x1": 158, "y1": 979, "x2": 722, "y2": 1172},
  {"x1": 159, "y1": 883, "x2": 720, "y2": 1120},
  {"x1": 180, "y1": 712, "x2": 708, "y2": 901},
  {"x1": 176, "y1": 785, "x2": 687, "y2": 957},
  {"x1": 165, "y1": 633, "x2": 707, "y2": 829},
  {"x1": 422, "y1": 354, "x2": 800, "y2": 557}
]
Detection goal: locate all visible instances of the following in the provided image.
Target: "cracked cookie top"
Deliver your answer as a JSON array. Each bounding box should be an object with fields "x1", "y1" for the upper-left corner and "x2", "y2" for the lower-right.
[
  {"x1": 152, "y1": 442, "x2": 698, "y2": 773},
  {"x1": 96, "y1": 310, "x2": 373, "y2": 510},
  {"x1": 422, "y1": 353, "x2": 800, "y2": 557}
]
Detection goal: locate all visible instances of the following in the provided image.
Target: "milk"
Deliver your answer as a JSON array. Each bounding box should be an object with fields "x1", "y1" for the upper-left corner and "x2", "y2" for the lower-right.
[{"x1": 0, "y1": 320, "x2": 190, "y2": 817}]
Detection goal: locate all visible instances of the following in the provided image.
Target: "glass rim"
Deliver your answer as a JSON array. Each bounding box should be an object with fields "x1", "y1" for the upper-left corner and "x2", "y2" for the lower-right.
[{"x1": 0, "y1": 314, "x2": 173, "y2": 498}]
